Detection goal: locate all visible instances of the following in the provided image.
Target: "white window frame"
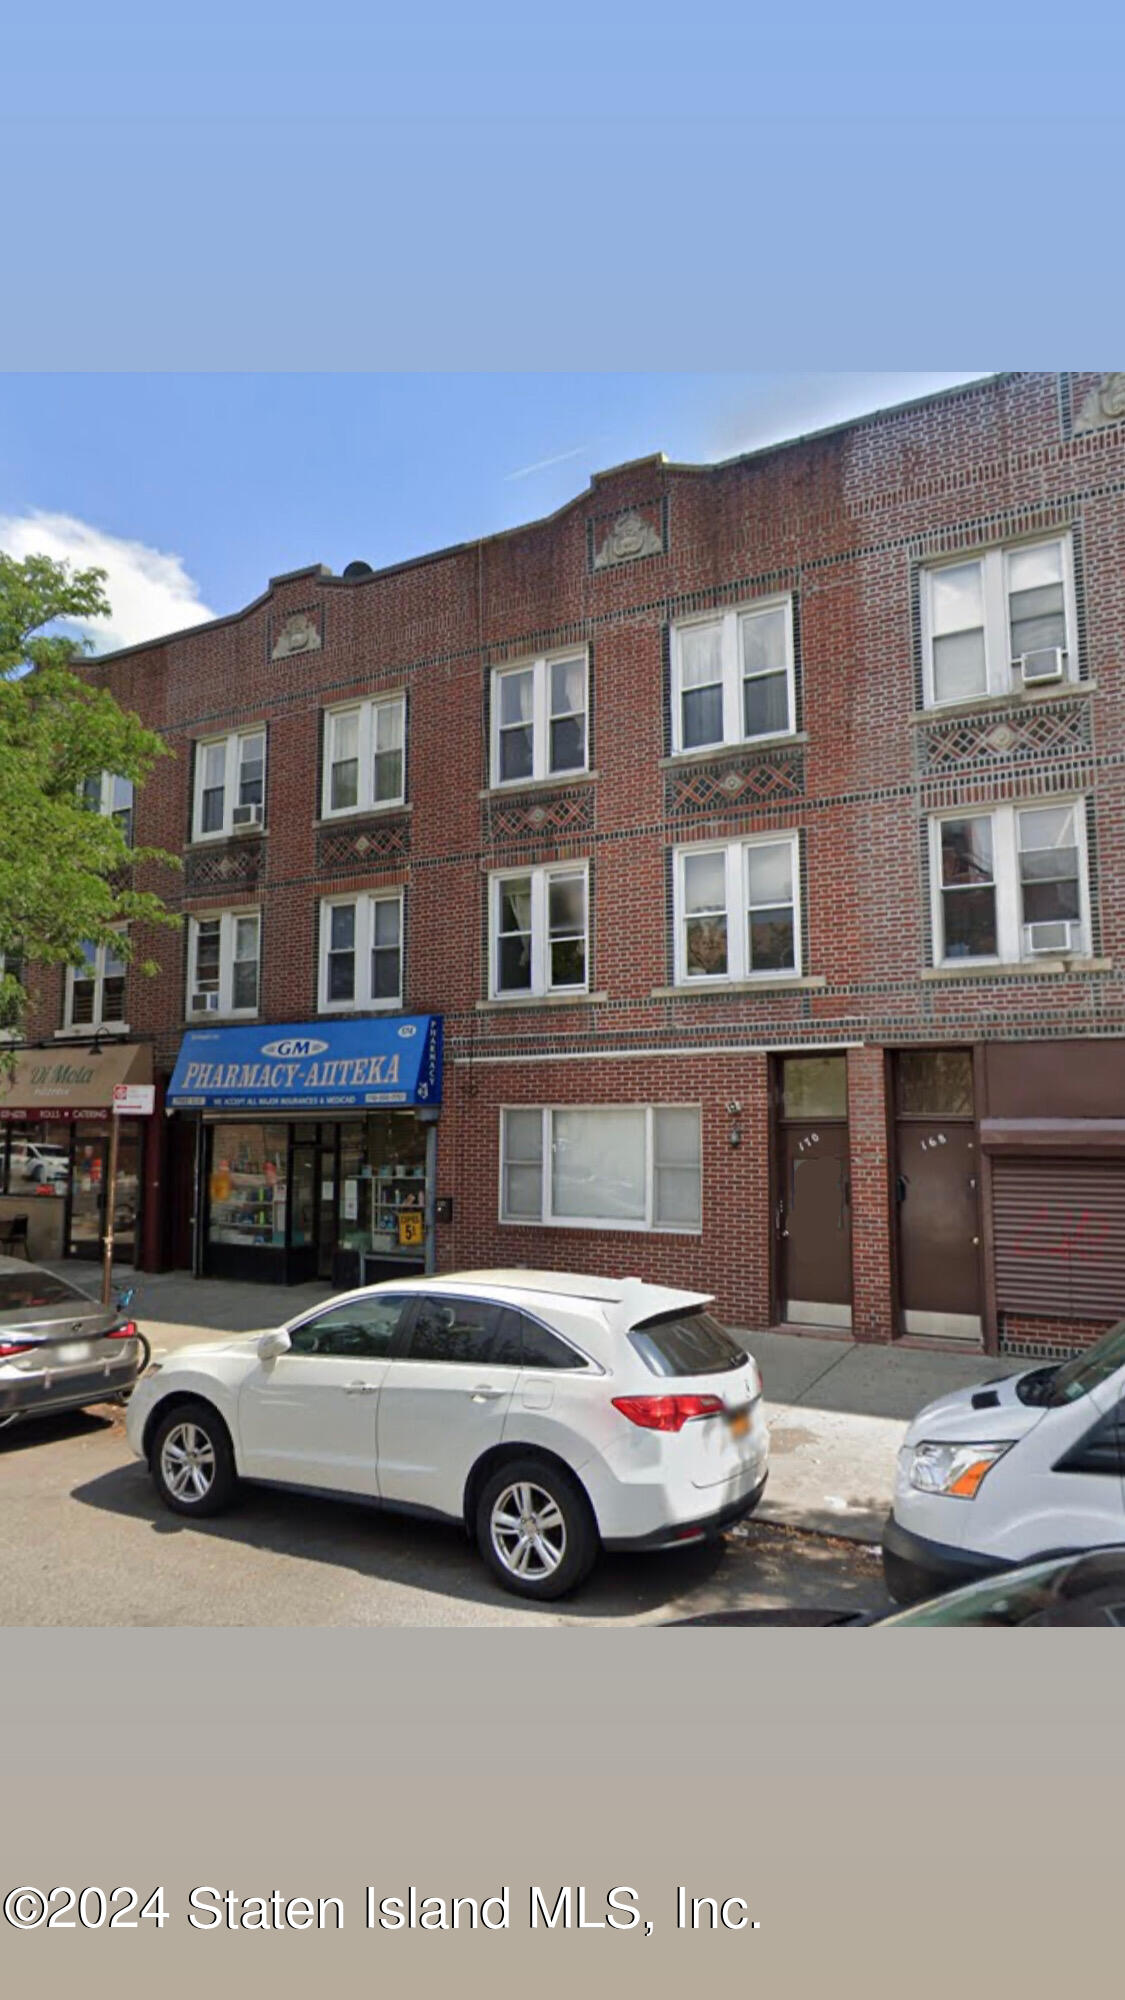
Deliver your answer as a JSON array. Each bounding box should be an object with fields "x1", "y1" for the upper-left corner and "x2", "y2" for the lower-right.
[
  {"x1": 498, "y1": 1104, "x2": 703, "y2": 1234},
  {"x1": 192, "y1": 728, "x2": 267, "y2": 841},
  {"x1": 489, "y1": 863, "x2": 590, "y2": 1000},
  {"x1": 82, "y1": 770, "x2": 135, "y2": 842},
  {"x1": 186, "y1": 910, "x2": 261, "y2": 1019},
  {"x1": 489, "y1": 650, "x2": 589, "y2": 788},
  {"x1": 62, "y1": 932, "x2": 127, "y2": 1034},
  {"x1": 928, "y1": 799, "x2": 1091, "y2": 967},
  {"x1": 321, "y1": 694, "x2": 407, "y2": 817},
  {"x1": 672, "y1": 833, "x2": 802, "y2": 986},
  {"x1": 920, "y1": 533, "x2": 1079, "y2": 711},
  {"x1": 670, "y1": 595, "x2": 796, "y2": 755},
  {"x1": 318, "y1": 891, "x2": 404, "y2": 1013}
]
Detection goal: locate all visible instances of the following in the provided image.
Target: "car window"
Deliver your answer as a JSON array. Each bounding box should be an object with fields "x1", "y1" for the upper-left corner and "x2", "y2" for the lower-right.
[
  {"x1": 518, "y1": 1314, "x2": 587, "y2": 1370},
  {"x1": 0, "y1": 1271, "x2": 92, "y2": 1312},
  {"x1": 489, "y1": 1308, "x2": 525, "y2": 1367},
  {"x1": 407, "y1": 1297, "x2": 507, "y2": 1366},
  {"x1": 1040, "y1": 1320, "x2": 1125, "y2": 1406},
  {"x1": 288, "y1": 1295, "x2": 410, "y2": 1360},
  {"x1": 628, "y1": 1309, "x2": 748, "y2": 1378}
]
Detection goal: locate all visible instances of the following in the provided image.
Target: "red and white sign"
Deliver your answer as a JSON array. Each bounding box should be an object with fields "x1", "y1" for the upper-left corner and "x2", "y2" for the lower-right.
[{"x1": 112, "y1": 1083, "x2": 155, "y2": 1116}]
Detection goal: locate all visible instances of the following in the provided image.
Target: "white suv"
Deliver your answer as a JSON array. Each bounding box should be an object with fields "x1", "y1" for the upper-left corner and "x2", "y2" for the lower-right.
[{"x1": 126, "y1": 1270, "x2": 768, "y2": 1599}]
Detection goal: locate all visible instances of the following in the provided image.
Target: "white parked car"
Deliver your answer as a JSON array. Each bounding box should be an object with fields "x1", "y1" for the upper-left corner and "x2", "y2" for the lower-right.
[
  {"x1": 126, "y1": 1270, "x2": 768, "y2": 1599},
  {"x1": 883, "y1": 1321, "x2": 1125, "y2": 1604},
  {"x1": 9, "y1": 1139, "x2": 69, "y2": 1187}
]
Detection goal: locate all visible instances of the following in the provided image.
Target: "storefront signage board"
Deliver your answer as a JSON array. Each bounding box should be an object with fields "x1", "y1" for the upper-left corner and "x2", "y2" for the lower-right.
[{"x1": 167, "y1": 1016, "x2": 443, "y2": 1112}]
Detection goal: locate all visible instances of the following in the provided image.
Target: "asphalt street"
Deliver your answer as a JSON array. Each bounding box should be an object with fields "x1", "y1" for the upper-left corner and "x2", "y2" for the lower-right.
[{"x1": 0, "y1": 1400, "x2": 892, "y2": 1627}]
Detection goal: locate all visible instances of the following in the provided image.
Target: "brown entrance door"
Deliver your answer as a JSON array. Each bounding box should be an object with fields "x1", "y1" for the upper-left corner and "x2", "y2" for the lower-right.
[
  {"x1": 776, "y1": 1055, "x2": 852, "y2": 1329},
  {"x1": 894, "y1": 1050, "x2": 981, "y2": 1341}
]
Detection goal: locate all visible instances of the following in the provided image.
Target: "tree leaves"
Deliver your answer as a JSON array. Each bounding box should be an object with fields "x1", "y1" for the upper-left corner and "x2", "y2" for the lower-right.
[{"x1": 0, "y1": 551, "x2": 179, "y2": 1043}]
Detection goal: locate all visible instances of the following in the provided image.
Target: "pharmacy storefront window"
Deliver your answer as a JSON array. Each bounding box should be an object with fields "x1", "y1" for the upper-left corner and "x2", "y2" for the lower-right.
[{"x1": 167, "y1": 1015, "x2": 443, "y2": 1285}]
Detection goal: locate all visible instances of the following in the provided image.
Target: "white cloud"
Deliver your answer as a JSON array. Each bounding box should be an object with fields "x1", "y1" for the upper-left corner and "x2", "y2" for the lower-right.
[{"x1": 0, "y1": 509, "x2": 215, "y2": 653}]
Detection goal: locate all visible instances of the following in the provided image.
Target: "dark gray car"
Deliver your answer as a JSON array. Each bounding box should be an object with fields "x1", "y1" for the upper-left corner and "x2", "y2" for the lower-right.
[{"x1": 0, "y1": 1259, "x2": 145, "y2": 1429}]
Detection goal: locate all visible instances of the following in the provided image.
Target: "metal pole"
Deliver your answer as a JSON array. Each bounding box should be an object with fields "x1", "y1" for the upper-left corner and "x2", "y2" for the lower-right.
[{"x1": 102, "y1": 1111, "x2": 121, "y2": 1307}]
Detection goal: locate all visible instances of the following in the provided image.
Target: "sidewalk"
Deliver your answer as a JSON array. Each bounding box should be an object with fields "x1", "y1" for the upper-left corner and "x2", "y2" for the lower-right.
[
  {"x1": 71, "y1": 1266, "x2": 1022, "y2": 1546},
  {"x1": 747, "y1": 1330, "x2": 1021, "y2": 1544}
]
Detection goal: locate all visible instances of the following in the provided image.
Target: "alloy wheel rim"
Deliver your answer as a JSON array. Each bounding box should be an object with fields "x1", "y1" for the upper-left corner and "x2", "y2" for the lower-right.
[
  {"x1": 490, "y1": 1480, "x2": 567, "y2": 1579},
  {"x1": 161, "y1": 1422, "x2": 216, "y2": 1502}
]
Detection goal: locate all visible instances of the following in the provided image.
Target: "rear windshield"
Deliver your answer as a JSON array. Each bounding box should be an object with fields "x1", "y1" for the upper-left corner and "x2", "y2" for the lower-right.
[
  {"x1": 628, "y1": 1309, "x2": 748, "y2": 1378},
  {"x1": 0, "y1": 1272, "x2": 92, "y2": 1312}
]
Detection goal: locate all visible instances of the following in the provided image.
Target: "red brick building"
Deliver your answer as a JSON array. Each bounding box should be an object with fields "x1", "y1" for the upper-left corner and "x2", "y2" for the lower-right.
[{"x1": 5, "y1": 370, "x2": 1125, "y2": 1357}]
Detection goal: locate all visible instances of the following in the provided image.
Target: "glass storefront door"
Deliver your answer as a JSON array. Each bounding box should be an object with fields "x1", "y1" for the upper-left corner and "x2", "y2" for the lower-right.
[
  {"x1": 289, "y1": 1135, "x2": 319, "y2": 1283},
  {"x1": 69, "y1": 1127, "x2": 106, "y2": 1259},
  {"x1": 201, "y1": 1115, "x2": 432, "y2": 1284},
  {"x1": 67, "y1": 1120, "x2": 142, "y2": 1263}
]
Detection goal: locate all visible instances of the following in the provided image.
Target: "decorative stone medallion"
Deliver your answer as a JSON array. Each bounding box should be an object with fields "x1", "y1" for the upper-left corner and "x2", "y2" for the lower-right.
[
  {"x1": 590, "y1": 500, "x2": 666, "y2": 571},
  {"x1": 1073, "y1": 374, "x2": 1125, "y2": 434},
  {"x1": 984, "y1": 722, "x2": 1016, "y2": 754},
  {"x1": 271, "y1": 607, "x2": 323, "y2": 659}
]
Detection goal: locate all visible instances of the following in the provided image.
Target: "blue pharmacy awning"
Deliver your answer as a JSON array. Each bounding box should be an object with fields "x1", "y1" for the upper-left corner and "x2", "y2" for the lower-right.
[{"x1": 167, "y1": 1016, "x2": 442, "y2": 1112}]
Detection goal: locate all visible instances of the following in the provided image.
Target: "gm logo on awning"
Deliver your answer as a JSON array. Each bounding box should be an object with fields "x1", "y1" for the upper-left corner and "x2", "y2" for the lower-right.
[{"x1": 261, "y1": 1037, "x2": 330, "y2": 1059}]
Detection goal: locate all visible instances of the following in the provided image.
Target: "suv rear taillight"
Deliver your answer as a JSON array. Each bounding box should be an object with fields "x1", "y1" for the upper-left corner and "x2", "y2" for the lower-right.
[
  {"x1": 0, "y1": 1341, "x2": 34, "y2": 1358},
  {"x1": 612, "y1": 1393, "x2": 724, "y2": 1433},
  {"x1": 107, "y1": 1320, "x2": 138, "y2": 1340}
]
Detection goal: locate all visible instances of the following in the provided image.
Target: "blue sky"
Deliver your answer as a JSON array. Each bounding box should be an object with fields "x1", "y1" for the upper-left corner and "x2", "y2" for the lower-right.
[{"x1": 0, "y1": 373, "x2": 983, "y2": 650}]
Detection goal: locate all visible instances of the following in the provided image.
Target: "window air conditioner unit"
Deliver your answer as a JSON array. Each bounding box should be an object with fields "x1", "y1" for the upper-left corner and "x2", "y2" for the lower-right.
[
  {"x1": 1016, "y1": 647, "x2": 1066, "y2": 687},
  {"x1": 1026, "y1": 920, "x2": 1080, "y2": 955},
  {"x1": 191, "y1": 990, "x2": 221, "y2": 1014},
  {"x1": 231, "y1": 802, "x2": 263, "y2": 829}
]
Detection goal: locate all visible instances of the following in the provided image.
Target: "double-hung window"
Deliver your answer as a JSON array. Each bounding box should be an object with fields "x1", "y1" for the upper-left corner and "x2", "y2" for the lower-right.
[
  {"x1": 319, "y1": 892, "x2": 403, "y2": 1011},
  {"x1": 64, "y1": 935, "x2": 126, "y2": 1031},
  {"x1": 490, "y1": 865, "x2": 588, "y2": 999},
  {"x1": 671, "y1": 598, "x2": 795, "y2": 753},
  {"x1": 491, "y1": 652, "x2": 588, "y2": 786},
  {"x1": 323, "y1": 696, "x2": 406, "y2": 814},
  {"x1": 500, "y1": 1105, "x2": 702, "y2": 1231},
  {"x1": 930, "y1": 801, "x2": 1090, "y2": 964},
  {"x1": 674, "y1": 834, "x2": 801, "y2": 984},
  {"x1": 921, "y1": 535, "x2": 1077, "y2": 708},
  {"x1": 193, "y1": 729, "x2": 266, "y2": 839},
  {"x1": 81, "y1": 771, "x2": 135, "y2": 846},
  {"x1": 187, "y1": 911, "x2": 261, "y2": 1017}
]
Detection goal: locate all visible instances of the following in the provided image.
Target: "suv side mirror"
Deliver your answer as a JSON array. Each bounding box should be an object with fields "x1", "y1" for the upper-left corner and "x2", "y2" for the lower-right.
[{"x1": 258, "y1": 1328, "x2": 291, "y2": 1362}]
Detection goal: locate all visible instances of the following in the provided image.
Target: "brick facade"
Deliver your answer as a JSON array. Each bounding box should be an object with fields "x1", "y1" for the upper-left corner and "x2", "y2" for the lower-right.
[{"x1": 16, "y1": 371, "x2": 1125, "y2": 1350}]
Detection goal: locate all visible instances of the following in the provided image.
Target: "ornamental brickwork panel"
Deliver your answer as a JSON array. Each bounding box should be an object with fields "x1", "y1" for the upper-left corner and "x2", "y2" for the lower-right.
[
  {"x1": 483, "y1": 786, "x2": 596, "y2": 844},
  {"x1": 317, "y1": 816, "x2": 412, "y2": 873},
  {"x1": 184, "y1": 840, "x2": 265, "y2": 895},
  {"x1": 664, "y1": 751, "x2": 805, "y2": 818},
  {"x1": 916, "y1": 698, "x2": 1092, "y2": 776}
]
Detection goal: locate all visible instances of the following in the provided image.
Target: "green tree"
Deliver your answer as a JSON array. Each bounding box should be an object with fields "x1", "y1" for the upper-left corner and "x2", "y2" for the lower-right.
[{"x1": 0, "y1": 551, "x2": 179, "y2": 1044}]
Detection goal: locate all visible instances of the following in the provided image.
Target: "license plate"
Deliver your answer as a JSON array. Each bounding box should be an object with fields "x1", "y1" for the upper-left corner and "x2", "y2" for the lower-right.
[
  {"x1": 55, "y1": 1343, "x2": 90, "y2": 1364},
  {"x1": 727, "y1": 1407, "x2": 751, "y2": 1439}
]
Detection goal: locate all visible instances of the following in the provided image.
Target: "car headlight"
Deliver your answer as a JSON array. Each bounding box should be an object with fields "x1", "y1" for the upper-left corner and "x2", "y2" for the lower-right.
[{"x1": 909, "y1": 1440, "x2": 1012, "y2": 1500}]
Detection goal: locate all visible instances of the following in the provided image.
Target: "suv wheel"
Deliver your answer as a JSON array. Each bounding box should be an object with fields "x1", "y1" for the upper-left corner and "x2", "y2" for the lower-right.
[
  {"x1": 151, "y1": 1401, "x2": 238, "y2": 1518},
  {"x1": 476, "y1": 1458, "x2": 598, "y2": 1601}
]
